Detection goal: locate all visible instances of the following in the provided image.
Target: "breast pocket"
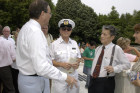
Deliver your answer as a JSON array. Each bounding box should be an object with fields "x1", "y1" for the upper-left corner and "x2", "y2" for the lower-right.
[
  {"x1": 55, "y1": 50, "x2": 67, "y2": 59},
  {"x1": 70, "y1": 50, "x2": 78, "y2": 58},
  {"x1": 104, "y1": 56, "x2": 111, "y2": 66}
]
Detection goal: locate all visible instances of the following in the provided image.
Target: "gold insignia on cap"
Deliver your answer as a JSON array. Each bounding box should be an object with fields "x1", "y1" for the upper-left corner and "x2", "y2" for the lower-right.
[{"x1": 63, "y1": 20, "x2": 69, "y2": 25}]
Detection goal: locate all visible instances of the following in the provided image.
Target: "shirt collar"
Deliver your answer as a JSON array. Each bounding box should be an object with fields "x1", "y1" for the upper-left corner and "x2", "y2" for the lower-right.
[
  {"x1": 29, "y1": 19, "x2": 41, "y2": 30},
  {"x1": 0, "y1": 37, "x2": 2, "y2": 39},
  {"x1": 2, "y1": 36, "x2": 8, "y2": 40},
  {"x1": 103, "y1": 42, "x2": 113, "y2": 49},
  {"x1": 58, "y1": 36, "x2": 72, "y2": 44}
]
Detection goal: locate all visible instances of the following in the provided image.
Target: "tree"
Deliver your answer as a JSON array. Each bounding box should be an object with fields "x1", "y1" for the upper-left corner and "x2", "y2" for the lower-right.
[
  {"x1": 0, "y1": 0, "x2": 56, "y2": 32},
  {"x1": 55, "y1": 0, "x2": 97, "y2": 43},
  {"x1": 108, "y1": 6, "x2": 120, "y2": 25},
  {"x1": 0, "y1": 0, "x2": 31, "y2": 31}
]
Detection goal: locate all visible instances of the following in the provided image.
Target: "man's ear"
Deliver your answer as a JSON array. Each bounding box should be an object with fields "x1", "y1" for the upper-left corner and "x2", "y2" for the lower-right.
[
  {"x1": 111, "y1": 36, "x2": 115, "y2": 40},
  {"x1": 40, "y1": 11, "x2": 45, "y2": 16}
]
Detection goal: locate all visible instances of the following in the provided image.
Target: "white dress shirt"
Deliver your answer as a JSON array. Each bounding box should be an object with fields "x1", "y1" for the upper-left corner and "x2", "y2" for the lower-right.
[
  {"x1": 2, "y1": 35, "x2": 17, "y2": 69},
  {"x1": 91, "y1": 42, "x2": 131, "y2": 77},
  {"x1": 2, "y1": 36, "x2": 15, "y2": 45},
  {"x1": 46, "y1": 33, "x2": 53, "y2": 46},
  {"x1": 50, "y1": 36, "x2": 81, "y2": 72},
  {"x1": 0, "y1": 37, "x2": 16, "y2": 67},
  {"x1": 16, "y1": 19, "x2": 67, "y2": 81}
]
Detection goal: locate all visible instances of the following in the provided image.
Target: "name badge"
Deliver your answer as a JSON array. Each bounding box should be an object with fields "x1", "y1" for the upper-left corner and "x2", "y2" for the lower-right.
[{"x1": 72, "y1": 48, "x2": 76, "y2": 50}]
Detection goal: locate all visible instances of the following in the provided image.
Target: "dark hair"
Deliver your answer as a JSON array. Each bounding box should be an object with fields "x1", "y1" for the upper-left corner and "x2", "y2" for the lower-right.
[
  {"x1": 89, "y1": 41, "x2": 96, "y2": 46},
  {"x1": 134, "y1": 23, "x2": 140, "y2": 31},
  {"x1": 0, "y1": 25, "x2": 2, "y2": 35},
  {"x1": 102, "y1": 25, "x2": 116, "y2": 36},
  {"x1": 29, "y1": 0, "x2": 49, "y2": 19}
]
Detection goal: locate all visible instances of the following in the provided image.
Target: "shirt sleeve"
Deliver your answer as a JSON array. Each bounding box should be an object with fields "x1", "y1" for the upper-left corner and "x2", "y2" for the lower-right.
[
  {"x1": 76, "y1": 43, "x2": 81, "y2": 58},
  {"x1": 82, "y1": 48, "x2": 87, "y2": 57},
  {"x1": 9, "y1": 41, "x2": 16, "y2": 61},
  {"x1": 125, "y1": 53, "x2": 136, "y2": 62},
  {"x1": 29, "y1": 31, "x2": 67, "y2": 81},
  {"x1": 113, "y1": 46, "x2": 131, "y2": 73}
]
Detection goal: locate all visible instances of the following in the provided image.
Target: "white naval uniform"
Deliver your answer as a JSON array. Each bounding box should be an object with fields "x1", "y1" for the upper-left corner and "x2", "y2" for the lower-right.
[
  {"x1": 16, "y1": 19, "x2": 67, "y2": 93},
  {"x1": 50, "y1": 36, "x2": 81, "y2": 93}
]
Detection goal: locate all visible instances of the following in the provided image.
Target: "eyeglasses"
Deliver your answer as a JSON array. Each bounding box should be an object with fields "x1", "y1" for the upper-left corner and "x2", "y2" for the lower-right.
[
  {"x1": 44, "y1": 10, "x2": 52, "y2": 17},
  {"x1": 61, "y1": 27, "x2": 72, "y2": 31},
  {"x1": 134, "y1": 31, "x2": 140, "y2": 34}
]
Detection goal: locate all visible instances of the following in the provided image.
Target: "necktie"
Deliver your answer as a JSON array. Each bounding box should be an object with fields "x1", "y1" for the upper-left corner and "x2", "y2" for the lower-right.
[{"x1": 92, "y1": 46, "x2": 105, "y2": 78}]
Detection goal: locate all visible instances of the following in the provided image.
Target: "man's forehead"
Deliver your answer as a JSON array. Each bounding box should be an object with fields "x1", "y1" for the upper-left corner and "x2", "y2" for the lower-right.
[
  {"x1": 3, "y1": 28, "x2": 10, "y2": 31},
  {"x1": 102, "y1": 29, "x2": 110, "y2": 33}
]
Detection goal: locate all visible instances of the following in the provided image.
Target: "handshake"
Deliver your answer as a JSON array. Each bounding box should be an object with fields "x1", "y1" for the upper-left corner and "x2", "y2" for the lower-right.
[{"x1": 64, "y1": 58, "x2": 80, "y2": 88}]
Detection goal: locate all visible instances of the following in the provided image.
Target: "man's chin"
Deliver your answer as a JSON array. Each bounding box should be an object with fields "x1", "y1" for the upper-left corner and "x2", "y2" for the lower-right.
[
  {"x1": 135, "y1": 40, "x2": 140, "y2": 44},
  {"x1": 100, "y1": 41, "x2": 103, "y2": 44}
]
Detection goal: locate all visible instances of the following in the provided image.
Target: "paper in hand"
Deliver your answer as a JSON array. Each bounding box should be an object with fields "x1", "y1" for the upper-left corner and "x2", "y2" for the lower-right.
[{"x1": 67, "y1": 58, "x2": 77, "y2": 73}]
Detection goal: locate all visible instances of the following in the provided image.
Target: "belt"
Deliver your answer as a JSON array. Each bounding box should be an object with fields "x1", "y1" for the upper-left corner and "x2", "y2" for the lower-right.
[
  {"x1": 27, "y1": 74, "x2": 38, "y2": 76},
  {"x1": 91, "y1": 76, "x2": 115, "y2": 80}
]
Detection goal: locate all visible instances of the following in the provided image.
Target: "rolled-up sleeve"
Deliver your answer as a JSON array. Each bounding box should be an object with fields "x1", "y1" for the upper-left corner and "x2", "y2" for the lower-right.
[
  {"x1": 113, "y1": 46, "x2": 131, "y2": 73},
  {"x1": 76, "y1": 44, "x2": 81, "y2": 58}
]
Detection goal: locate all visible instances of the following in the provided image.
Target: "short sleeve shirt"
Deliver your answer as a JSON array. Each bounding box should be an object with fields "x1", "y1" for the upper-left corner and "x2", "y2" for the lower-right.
[
  {"x1": 83, "y1": 47, "x2": 95, "y2": 68},
  {"x1": 125, "y1": 53, "x2": 136, "y2": 62}
]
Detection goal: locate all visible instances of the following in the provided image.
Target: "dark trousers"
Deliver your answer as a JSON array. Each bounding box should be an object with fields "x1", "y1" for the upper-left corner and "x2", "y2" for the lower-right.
[
  {"x1": 0, "y1": 66, "x2": 15, "y2": 93},
  {"x1": 88, "y1": 76, "x2": 115, "y2": 93},
  {"x1": 11, "y1": 68, "x2": 19, "y2": 93}
]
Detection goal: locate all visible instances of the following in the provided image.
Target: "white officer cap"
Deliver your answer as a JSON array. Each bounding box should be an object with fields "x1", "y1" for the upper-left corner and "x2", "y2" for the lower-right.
[{"x1": 58, "y1": 19, "x2": 75, "y2": 29}]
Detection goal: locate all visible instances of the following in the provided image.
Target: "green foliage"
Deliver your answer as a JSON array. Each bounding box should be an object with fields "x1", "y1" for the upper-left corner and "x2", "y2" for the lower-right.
[
  {"x1": 0, "y1": 0, "x2": 140, "y2": 44},
  {"x1": 0, "y1": 0, "x2": 55, "y2": 32},
  {"x1": 0, "y1": 0, "x2": 31, "y2": 31},
  {"x1": 97, "y1": 6, "x2": 140, "y2": 44},
  {"x1": 55, "y1": 0, "x2": 98, "y2": 43}
]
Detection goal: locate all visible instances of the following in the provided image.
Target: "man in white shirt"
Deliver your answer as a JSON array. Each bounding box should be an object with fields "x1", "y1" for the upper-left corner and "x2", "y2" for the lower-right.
[
  {"x1": 16, "y1": 0, "x2": 77, "y2": 93},
  {"x1": 42, "y1": 25, "x2": 53, "y2": 46},
  {"x1": 2, "y1": 26, "x2": 19, "y2": 93},
  {"x1": 50, "y1": 19, "x2": 81, "y2": 93},
  {"x1": 88, "y1": 25, "x2": 131, "y2": 93},
  {"x1": 0, "y1": 25, "x2": 16, "y2": 93}
]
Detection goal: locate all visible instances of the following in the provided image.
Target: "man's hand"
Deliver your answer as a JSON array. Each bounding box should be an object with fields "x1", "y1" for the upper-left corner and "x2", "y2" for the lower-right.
[
  {"x1": 65, "y1": 75, "x2": 78, "y2": 89},
  {"x1": 132, "y1": 72, "x2": 140, "y2": 87},
  {"x1": 61, "y1": 63, "x2": 72, "y2": 70},
  {"x1": 125, "y1": 46, "x2": 134, "y2": 52},
  {"x1": 104, "y1": 66, "x2": 114, "y2": 73}
]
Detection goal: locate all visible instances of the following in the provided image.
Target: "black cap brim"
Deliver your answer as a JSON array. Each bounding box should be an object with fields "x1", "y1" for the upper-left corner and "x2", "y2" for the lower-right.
[{"x1": 60, "y1": 23, "x2": 72, "y2": 28}]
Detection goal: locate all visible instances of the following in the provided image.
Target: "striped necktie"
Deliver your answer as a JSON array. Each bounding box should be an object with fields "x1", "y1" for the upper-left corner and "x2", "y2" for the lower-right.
[{"x1": 92, "y1": 46, "x2": 105, "y2": 78}]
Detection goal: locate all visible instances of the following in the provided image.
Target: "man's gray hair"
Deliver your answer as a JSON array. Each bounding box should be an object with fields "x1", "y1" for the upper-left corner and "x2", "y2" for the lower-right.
[{"x1": 3, "y1": 26, "x2": 11, "y2": 32}]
